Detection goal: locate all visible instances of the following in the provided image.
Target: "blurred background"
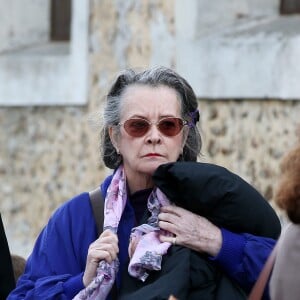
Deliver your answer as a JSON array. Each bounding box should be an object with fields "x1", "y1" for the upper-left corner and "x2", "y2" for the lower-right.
[{"x1": 1, "y1": 0, "x2": 300, "y2": 259}]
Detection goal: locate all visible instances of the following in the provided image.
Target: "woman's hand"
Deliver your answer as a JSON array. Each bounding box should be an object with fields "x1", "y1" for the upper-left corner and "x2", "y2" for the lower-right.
[
  {"x1": 158, "y1": 205, "x2": 222, "y2": 257},
  {"x1": 83, "y1": 229, "x2": 119, "y2": 287}
]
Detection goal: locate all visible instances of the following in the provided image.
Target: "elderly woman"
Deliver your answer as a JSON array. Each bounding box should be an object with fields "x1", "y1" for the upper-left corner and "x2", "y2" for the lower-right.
[{"x1": 8, "y1": 67, "x2": 280, "y2": 300}]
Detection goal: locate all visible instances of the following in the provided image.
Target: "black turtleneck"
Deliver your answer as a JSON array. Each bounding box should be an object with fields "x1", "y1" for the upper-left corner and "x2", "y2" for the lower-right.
[{"x1": 129, "y1": 188, "x2": 152, "y2": 224}]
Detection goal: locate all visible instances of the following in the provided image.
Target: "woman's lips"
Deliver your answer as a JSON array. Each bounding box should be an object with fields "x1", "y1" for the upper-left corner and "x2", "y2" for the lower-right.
[{"x1": 144, "y1": 153, "x2": 162, "y2": 157}]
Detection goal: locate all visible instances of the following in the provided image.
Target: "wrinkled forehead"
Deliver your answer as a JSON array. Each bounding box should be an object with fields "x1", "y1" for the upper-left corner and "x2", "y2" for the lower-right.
[{"x1": 119, "y1": 83, "x2": 182, "y2": 117}]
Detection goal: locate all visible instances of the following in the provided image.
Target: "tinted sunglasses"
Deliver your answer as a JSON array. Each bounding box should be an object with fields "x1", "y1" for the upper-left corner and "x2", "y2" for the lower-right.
[{"x1": 119, "y1": 117, "x2": 188, "y2": 137}]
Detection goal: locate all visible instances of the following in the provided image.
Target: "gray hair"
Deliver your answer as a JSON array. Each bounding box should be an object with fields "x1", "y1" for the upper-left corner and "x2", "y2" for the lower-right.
[{"x1": 100, "y1": 66, "x2": 202, "y2": 169}]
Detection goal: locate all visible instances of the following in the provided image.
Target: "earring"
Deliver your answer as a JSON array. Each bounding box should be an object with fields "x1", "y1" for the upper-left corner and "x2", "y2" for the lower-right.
[{"x1": 116, "y1": 148, "x2": 120, "y2": 155}]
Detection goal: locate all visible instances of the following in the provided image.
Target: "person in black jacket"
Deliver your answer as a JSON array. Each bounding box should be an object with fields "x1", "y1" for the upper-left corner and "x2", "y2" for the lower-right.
[{"x1": 0, "y1": 213, "x2": 15, "y2": 299}]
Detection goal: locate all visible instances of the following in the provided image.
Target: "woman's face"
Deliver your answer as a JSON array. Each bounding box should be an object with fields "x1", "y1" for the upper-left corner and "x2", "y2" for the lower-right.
[{"x1": 110, "y1": 84, "x2": 188, "y2": 191}]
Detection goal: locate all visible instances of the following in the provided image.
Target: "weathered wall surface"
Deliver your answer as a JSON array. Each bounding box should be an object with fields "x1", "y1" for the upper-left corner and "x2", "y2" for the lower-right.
[
  {"x1": 199, "y1": 100, "x2": 300, "y2": 199},
  {"x1": 0, "y1": 0, "x2": 299, "y2": 258}
]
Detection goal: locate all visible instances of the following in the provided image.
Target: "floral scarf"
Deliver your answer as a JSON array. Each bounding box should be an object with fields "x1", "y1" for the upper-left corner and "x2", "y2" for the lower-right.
[{"x1": 73, "y1": 165, "x2": 172, "y2": 300}]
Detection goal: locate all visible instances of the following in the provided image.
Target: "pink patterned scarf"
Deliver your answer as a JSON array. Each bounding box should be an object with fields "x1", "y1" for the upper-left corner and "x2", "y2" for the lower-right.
[{"x1": 73, "y1": 165, "x2": 172, "y2": 300}]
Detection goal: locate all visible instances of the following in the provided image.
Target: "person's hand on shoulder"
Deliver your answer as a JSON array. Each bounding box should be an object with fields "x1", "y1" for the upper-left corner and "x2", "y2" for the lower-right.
[{"x1": 158, "y1": 205, "x2": 222, "y2": 257}]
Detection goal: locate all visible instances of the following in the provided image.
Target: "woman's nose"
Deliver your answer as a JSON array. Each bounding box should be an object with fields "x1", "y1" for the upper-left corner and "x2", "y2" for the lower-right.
[{"x1": 146, "y1": 124, "x2": 161, "y2": 144}]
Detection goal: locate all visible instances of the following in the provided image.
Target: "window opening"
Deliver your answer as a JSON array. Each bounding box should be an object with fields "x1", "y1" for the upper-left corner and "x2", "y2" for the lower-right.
[
  {"x1": 50, "y1": 0, "x2": 71, "y2": 41},
  {"x1": 280, "y1": 0, "x2": 300, "y2": 15}
]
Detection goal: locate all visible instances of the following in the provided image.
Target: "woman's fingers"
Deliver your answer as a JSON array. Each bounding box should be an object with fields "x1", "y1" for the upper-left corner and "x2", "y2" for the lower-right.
[
  {"x1": 89, "y1": 235, "x2": 119, "y2": 253},
  {"x1": 90, "y1": 230, "x2": 119, "y2": 260},
  {"x1": 159, "y1": 233, "x2": 177, "y2": 245},
  {"x1": 158, "y1": 206, "x2": 222, "y2": 257},
  {"x1": 158, "y1": 205, "x2": 183, "y2": 228},
  {"x1": 158, "y1": 205, "x2": 190, "y2": 233},
  {"x1": 88, "y1": 243, "x2": 118, "y2": 262},
  {"x1": 83, "y1": 230, "x2": 119, "y2": 286},
  {"x1": 160, "y1": 205, "x2": 184, "y2": 216}
]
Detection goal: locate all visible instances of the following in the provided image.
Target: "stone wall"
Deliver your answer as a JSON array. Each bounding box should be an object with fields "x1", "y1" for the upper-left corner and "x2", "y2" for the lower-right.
[
  {"x1": 199, "y1": 100, "x2": 300, "y2": 199},
  {"x1": 2, "y1": 100, "x2": 298, "y2": 258},
  {"x1": 0, "y1": 0, "x2": 299, "y2": 259}
]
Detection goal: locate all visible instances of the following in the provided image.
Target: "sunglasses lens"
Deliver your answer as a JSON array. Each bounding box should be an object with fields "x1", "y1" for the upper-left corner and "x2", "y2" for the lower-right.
[
  {"x1": 158, "y1": 118, "x2": 183, "y2": 136},
  {"x1": 123, "y1": 119, "x2": 149, "y2": 137},
  {"x1": 122, "y1": 117, "x2": 185, "y2": 137}
]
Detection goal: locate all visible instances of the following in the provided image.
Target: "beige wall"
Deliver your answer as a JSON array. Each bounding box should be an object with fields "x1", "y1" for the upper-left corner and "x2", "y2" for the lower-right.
[{"x1": 0, "y1": 0, "x2": 298, "y2": 258}]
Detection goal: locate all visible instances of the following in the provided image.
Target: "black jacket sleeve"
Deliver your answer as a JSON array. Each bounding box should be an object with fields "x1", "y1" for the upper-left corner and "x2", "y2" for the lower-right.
[
  {"x1": 153, "y1": 162, "x2": 281, "y2": 239},
  {"x1": 0, "y1": 213, "x2": 16, "y2": 299}
]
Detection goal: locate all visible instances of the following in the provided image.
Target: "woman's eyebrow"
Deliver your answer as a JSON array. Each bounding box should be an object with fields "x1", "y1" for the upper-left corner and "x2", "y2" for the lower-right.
[
  {"x1": 125, "y1": 114, "x2": 178, "y2": 120},
  {"x1": 126, "y1": 115, "x2": 148, "y2": 119}
]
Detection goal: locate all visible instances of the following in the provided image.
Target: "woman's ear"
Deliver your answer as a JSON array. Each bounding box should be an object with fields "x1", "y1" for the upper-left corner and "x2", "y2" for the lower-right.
[
  {"x1": 182, "y1": 126, "x2": 189, "y2": 147},
  {"x1": 109, "y1": 126, "x2": 119, "y2": 152}
]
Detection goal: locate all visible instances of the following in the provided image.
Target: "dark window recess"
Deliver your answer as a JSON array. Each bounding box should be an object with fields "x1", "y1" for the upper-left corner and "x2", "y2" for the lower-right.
[
  {"x1": 280, "y1": 0, "x2": 300, "y2": 14},
  {"x1": 50, "y1": 0, "x2": 71, "y2": 41}
]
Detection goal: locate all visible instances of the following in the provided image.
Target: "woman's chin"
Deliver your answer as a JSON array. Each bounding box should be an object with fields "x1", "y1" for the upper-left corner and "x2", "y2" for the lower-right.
[{"x1": 141, "y1": 160, "x2": 169, "y2": 175}]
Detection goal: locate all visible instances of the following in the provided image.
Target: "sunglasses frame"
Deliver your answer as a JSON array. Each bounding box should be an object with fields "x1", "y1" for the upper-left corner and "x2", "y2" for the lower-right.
[{"x1": 118, "y1": 117, "x2": 188, "y2": 137}]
